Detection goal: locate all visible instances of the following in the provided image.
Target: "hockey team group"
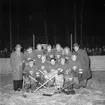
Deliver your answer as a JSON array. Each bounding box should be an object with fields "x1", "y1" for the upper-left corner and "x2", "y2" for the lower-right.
[{"x1": 10, "y1": 43, "x2": 91, "y2": 95}]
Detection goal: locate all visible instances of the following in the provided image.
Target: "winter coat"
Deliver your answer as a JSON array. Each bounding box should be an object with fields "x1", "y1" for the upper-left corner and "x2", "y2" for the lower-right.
[
  {"x1": 10, "y1": 51, "x2": 24, "y2": 80},
  {"x1": 73, "y1": 49, "x2": 92, "y2": 80}
]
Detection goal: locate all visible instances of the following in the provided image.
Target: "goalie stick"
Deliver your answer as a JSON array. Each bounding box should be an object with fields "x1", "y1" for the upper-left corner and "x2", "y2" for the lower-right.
[
  {"x1": 43, "y1": 80, "x2": 76, "y2": 96},
  {"x1": 33, "y1": 72, "x2": 58, "y2": 93}
]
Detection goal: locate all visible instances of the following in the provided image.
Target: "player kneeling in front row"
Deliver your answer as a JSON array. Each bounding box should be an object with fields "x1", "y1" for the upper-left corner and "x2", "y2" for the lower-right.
[
  {"x1": 62, "y1": 69, "x2": 76, "y2": 95},
  {"x1": 70, "y1": 54, "x2": 83, "y2": 89},
  {"x1": 60, "y1": 54, "x2": 83, "y2": 95},
  {"x1": 44, "y1": 58, "x2": 58, "y2": 87},
  {"x1": 55, "y1": 57, "x2": 75, "y2": 95},
  {"x1": 23, "y1": 60, "x2": 39, "y2": 92}
]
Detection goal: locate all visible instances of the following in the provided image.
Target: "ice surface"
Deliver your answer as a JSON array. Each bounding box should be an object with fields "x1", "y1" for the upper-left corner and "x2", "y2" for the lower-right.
[{"x1": 0, "y1": 72, "x2": 105, "y2": 105}]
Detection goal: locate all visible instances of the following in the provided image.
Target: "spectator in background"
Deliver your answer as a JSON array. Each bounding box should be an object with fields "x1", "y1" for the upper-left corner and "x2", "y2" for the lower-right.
[
  {"x1": 98, "y1": 48, "x2": 102, "y2": 55},
  {"x1": 91, "y1": 48, "x2": 95, "y2": 55},
  {"x1": 102, "y1": 47, "x2": 105, "y2": 55},
  {"x1": 95, "y1": 47, "x2": 99, "y2": 55},
  {"x1": 86, "y1": 48, "x2": 89, "y2": 55},
  {"x1": 87, "y1": 48, "x2": 92, "y2": 56},
  {"x1": 86, "y1": 48, "x2": 89, "y2": 52},
  {"x1": 4, "y1": 48, "x2": 8, "y2": 58},
  {"x1": 83, "y1": 47, "x2": 86, "y2": 51}
]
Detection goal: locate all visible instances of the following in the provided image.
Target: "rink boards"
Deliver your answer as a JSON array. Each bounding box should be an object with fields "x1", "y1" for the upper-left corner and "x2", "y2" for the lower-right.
[{"x1": 0, "y1": 56, "x2": 105, "y2": 74}]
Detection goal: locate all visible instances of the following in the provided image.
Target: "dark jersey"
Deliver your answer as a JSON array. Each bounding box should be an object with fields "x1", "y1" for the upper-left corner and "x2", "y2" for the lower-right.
[
  {"x1": 45, "y1": 50, "x2": 55, "y2": 61},
  {"x1": 33, "y1": 49, "x2": 43, "y2": 60},
  {"x1": 39, "y1": 61, "x2": 51, "y2": 73},
  {"x1": 53, "y1": 48, "x2": 64, "y2": 60},
  {"x1": 24, "y1": 51, "x2": 35, "y2": 61},
  {"x1": 63, "y1": 51, "x2": 72, "y2": 62},
  {"x1": 68, "y1": 60, "x2": 82, "y2": 77}
]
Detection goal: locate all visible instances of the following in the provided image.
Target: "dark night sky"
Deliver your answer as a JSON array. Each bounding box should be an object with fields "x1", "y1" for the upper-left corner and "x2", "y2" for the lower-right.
[{"x1": 0, "y1": 0, "x2": 105, "y2": 49}]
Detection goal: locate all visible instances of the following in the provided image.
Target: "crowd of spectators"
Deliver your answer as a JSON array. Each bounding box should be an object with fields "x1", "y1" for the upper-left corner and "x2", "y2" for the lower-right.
[
  {"x1": 0, "y1": 48, "x2": 11, "y2": 58},
  {"x1": 0, "y1": 46, "x2": 105, "y2": 58},
  {"x1": 83, "y1": 46, "x2": 105, "y2": 56}
]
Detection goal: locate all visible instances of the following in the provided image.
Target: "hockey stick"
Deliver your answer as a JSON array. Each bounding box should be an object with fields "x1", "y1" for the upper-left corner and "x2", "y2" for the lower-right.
[
  {"x1": 29, "y1": 75, "x2": 48, "y2": 89},
  {"x1": 33, "y1": 72, "x2": 58, "y2": 93},
  {"x1": 43, "y1": 79, "x2": 76, "y2": 96},
  {"x1": 21, "y1": 75, "x2": 48, "y2": 98}
]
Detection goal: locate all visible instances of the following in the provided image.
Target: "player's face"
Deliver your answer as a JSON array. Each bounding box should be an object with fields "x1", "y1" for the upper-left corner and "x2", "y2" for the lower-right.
[
  {"x1": 41, "y1": 56, "x2": 46, "y2": 63},
  {"x1": 61, "y1": 58, "x2": 65, "y2": 65},
  {"x1": 74, "y1": 46, "x2": 79, "y2": 52},
  {"x1": 29, "y1": 61, "x2": 34, "y2": 67},
  {"x1": 64, "y1": 48, "x2": 69, "y2": 55},
  {"x1": 28, "y1": 48, "x2": 32, "y2": 53},
  {"x1": 47, "y1": 46, "x2": 51, "y2": 51},
  {"x1": 71, "y1": 55, "x2": 77, "y2": 61},
  {"x1": 16, "y1": 47, "x2": 21, "y2": 52},
  {"x1": 51, "y1": 59, "x2": 55, "y2": 65},
  {"x1": 56, "y1": 45, "x2": 61, "y2": 51},
  {"x1": 56, "y1": 54, "x2": 60, "y2": 59},
  {"x1": 37, "y1": 45, "x2": 42, "y2": 50}
]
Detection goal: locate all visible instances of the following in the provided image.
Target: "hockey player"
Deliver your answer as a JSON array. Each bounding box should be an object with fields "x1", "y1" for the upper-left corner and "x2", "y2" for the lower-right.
[
  {"x1": 10, "y1": 44, "x2": 24, "y2": 91},
  {"x1": 55, "y1": 57, "x2": 67, "y2": 89},
  {"x1": 63, "y1": 46, "x2": 72, "y2": 63},
  {"x1": 23, "y1": 60, "x2": 37, "y2": 91},
  {"x1": 53, "y1": 44, "x2": 64, "y2": 61},
  {"x1": 33, "y1": 44, "x2": 43, "y2": 60},
  {"x1": 47, "y1": 58, "x2": 58, "y2": 87},
  {"x1": 57, "y1": 57, "x2": 67, "y2": 74},
  {"x1": 59, "y1": 57, "x2": 76, "y2": 95},
  {"x1": 33, "y1": 44, "x2": 44, "y2": 70},
  {"x1": 24, "y1": 47, "x2": 34, "y2": 61},
  {"x1": 41, "y1": 44, "x2": 48, "y2": 55},
  {"x1": 70, "y1": 54, "x2": 83, "y2": 89},
  {"x1": 38, "y1": 55, "x2": 50, "y2": 84},
  {"x1": 33, "y1": 56, "x2": 44, "y2": 86},
  {"x1": 45, "y1": 44, "x2": 54, "y2": 61},
  {"x1": 23, "y1": 47, "x2": 36, "y2": 76}
]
